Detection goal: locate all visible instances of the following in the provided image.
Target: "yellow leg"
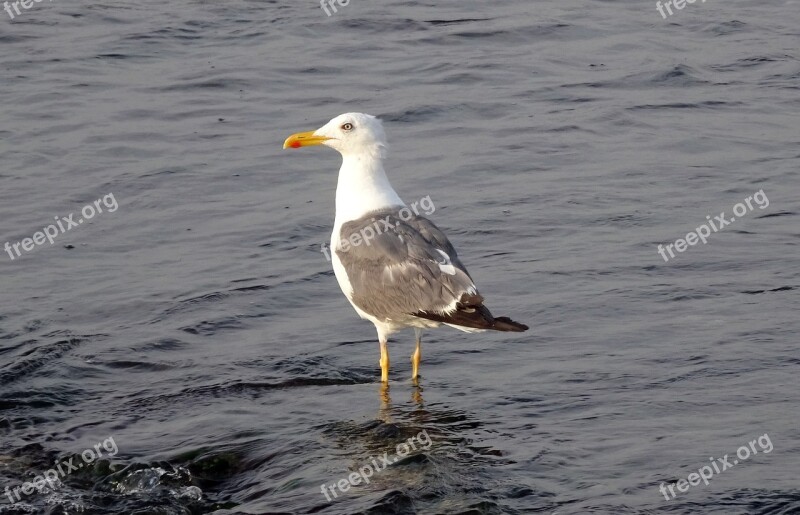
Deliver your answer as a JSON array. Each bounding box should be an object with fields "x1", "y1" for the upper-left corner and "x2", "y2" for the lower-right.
[
  {"x1": 379, "y1": 338, "x2": 390, "y2": 383},
  {"x1": 411, "y1": 330, "x2": 422, "y2": 380}
]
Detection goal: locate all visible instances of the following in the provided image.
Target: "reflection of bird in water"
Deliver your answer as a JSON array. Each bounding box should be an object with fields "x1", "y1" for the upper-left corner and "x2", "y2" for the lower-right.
[
  {"x1": 284, "y1": 113, "x2": 528, "y2": 384},
  {"x1": 377, "y1": 383, "x2": 425, "y2": 420}
]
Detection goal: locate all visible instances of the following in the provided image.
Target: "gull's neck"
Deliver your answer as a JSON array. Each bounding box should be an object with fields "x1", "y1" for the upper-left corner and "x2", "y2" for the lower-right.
[{"x1": 334, "y1": 154, "x2": 404, "y2": 226}]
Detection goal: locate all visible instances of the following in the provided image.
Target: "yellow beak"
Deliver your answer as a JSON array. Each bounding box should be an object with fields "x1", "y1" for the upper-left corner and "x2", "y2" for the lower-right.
[{"x1": 283, "y1": 130, "x2": 331, "y2": 149}]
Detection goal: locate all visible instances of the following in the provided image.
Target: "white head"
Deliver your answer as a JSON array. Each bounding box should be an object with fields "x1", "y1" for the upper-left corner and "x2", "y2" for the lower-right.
[
  {"x1": 283, "y1": 112, "x2": 404, "y2": 221},
  {"x1": 283, "y1": 113, "x2": 388, "y2": 160}
]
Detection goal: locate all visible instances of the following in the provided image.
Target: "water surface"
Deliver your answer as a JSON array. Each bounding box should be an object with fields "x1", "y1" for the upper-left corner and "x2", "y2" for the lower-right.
[{"x1": 1, "y1": 0, "x2": 798, "y2": 513}]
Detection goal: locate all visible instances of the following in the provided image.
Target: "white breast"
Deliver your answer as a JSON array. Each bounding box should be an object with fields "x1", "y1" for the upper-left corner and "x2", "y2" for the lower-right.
[
  {"x1": 330, "y1": 228, "x2": 379, "y2": 325},
  {"x1": 330, "y1": 227, "x2": 353, "y2": 298}
]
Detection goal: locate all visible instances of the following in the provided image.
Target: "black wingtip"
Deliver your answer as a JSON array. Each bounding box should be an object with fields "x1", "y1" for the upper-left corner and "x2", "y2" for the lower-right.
[{"x1": 491, "y1": 316, "x2": 529, "y2": 332}]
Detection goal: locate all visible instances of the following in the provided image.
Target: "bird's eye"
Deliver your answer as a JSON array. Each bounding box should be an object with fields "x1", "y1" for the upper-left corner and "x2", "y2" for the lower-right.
[{"x1": 341, "y1": 123, "x2": 354, "y2": 131}]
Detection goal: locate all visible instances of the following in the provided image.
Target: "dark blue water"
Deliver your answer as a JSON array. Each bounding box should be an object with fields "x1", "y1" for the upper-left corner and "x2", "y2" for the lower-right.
[{"x1": 1, "y1": 0, "x2": 798, "y2": 514}]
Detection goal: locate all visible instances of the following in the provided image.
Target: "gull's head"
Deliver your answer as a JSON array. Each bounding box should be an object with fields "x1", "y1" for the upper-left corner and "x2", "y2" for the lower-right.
[{"x1": 283, "y1": 113, "x2": 387, "y2": 159}]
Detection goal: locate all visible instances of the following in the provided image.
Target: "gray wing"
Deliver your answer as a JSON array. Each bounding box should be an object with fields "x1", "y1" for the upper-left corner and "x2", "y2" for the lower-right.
[{"x1": 336, "y1": 209, "x2": 478, "y2": 322}]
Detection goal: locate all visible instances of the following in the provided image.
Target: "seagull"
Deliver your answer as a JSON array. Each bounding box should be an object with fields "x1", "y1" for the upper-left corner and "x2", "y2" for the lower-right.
[{"x1": 283, "y1": 113, "x2": 528, "y2": 383}]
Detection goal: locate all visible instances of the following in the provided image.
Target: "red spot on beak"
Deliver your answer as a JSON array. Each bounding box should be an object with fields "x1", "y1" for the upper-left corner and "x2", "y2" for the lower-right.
[{"x1": 290, "y1": 141, "x2": 301, "y2": 148}]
